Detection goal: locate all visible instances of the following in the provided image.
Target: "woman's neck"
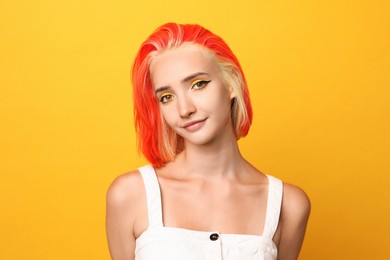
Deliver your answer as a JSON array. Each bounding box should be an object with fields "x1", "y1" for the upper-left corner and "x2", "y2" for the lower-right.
[{"x1": 175, "y1": 135, "x2": 246, "y2": 179}]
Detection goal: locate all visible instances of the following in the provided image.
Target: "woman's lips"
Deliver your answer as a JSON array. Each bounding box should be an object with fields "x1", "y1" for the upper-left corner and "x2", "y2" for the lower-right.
[{"x1": 182, "y1": 118, "x2": 207, "y2": 132}]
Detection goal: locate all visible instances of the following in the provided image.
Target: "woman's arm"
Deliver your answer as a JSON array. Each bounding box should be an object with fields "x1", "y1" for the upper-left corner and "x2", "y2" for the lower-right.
[
  {"x1": 106, "y1": 172, "x2": 143, "y2": 260},
  {"x1": 277, "y1": 183, "x2": 311, "y2": 260}
]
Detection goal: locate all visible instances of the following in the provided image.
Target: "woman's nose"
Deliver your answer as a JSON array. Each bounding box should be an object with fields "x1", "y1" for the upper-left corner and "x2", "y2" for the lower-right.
[{"x1": 177, "y1": 95, "x2": 196, "y2": 118}]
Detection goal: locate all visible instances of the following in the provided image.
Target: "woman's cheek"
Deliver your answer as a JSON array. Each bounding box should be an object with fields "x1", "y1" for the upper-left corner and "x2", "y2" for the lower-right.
[{"x1": 160, "y1": 107, "x2": 177, "y2": 127}]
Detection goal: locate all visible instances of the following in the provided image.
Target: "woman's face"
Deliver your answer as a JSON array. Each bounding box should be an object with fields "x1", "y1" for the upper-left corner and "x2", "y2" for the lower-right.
[{"x1": 149, "y1": 44, "x2": 236, "y2": 146}]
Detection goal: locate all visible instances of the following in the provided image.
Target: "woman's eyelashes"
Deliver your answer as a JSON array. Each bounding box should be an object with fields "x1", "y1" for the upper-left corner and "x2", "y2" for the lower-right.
[
  {"x1": 191, "y1": 79, "x2": 212, "y2": 91},
  {"x1": 159, "y1": 93, "x2": 175, "y2": 104}
]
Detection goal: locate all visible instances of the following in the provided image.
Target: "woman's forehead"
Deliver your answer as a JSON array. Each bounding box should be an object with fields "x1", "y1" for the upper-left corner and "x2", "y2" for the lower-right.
[{"x1": 150, "y1": 44, "x2": 218, "y2": 86}]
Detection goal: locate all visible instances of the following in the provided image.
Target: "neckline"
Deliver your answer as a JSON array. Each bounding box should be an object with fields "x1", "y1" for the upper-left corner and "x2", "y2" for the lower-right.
[
  {"x1": 135, "y1": 226, "x2": 278, "y2": 256},
  {"x1": 156, "y1": 226, "x2": 268, "y2": 238},
  {"x1": 136, "y1": 225, "x2": 278, "y2": 253},
  {"x1": 139, "y1": 165, "x2": 281, "y2": 239}
]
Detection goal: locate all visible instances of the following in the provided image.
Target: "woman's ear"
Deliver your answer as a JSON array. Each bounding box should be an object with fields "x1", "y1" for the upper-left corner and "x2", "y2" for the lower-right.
[{"x1": 229, "y1": 87, "x2": 236, "y2": 100}]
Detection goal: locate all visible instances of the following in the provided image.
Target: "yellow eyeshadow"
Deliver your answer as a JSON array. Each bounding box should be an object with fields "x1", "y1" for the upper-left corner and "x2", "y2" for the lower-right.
[
  {"x1": 191, "y1": 79, "x2": 205, "y2": 86},
  {"x1": 192, "y1": 79, "x2": 204, "y2": 84},
  {"x1": 159, "y1": 92, "x2": 175, "y2": 103},
  {"x1": 160, "y1": 92, "x2": 173, "y2": 98},
  {"x1": 190, "y1": 79, "x2": 211, "y2": 90}
]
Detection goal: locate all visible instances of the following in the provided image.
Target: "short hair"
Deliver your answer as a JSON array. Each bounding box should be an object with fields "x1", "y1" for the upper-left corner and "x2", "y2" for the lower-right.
[{"x1": 132, "y1": 22, "x2": 253, "y2": 167}]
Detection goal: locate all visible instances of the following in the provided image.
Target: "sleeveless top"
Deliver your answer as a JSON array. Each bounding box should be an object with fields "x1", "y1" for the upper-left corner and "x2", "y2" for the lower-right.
[{"x1": 135, "y1": 165, "x2": 283, "y2": 260}]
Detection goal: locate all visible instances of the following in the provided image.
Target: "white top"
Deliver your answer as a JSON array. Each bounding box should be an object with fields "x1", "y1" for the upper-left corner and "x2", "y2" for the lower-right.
[{"x1": 135, "y1": 165, "x2": 283, "y2": 260}]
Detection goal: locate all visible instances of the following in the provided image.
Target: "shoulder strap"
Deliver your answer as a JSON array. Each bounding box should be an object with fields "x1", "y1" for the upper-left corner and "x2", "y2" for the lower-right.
[
  {"x1": 262, "y1": 175, "x2": 283, "y2": 239},
  {"x1": 138, "y1": 165, "x2": 163, "y2": 229}
]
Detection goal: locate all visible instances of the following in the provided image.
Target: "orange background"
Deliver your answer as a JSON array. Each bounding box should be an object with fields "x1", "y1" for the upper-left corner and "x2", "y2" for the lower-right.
[{"x1": 1, "y1": 0, "x2": 389, "y2": 259}]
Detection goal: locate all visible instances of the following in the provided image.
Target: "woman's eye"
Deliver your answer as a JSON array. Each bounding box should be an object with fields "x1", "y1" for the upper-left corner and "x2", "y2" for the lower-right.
[
  {"x1": 159, "y1": 93, "x2": 175, "y2": 104},
  {"x1": 191, "y1": 80, "x2": 211, "y2": 91}
]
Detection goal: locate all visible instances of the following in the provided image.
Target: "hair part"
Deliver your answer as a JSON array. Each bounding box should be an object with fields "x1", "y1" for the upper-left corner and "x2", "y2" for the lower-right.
[{"x1": 132, "y1": 23, "x2": 253, "y2": 167}]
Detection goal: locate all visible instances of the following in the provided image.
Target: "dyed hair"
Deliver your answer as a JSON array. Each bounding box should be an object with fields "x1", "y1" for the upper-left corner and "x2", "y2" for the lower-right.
[{"x1": 132, "y1": 23, "x2": 253, "y2": 167}]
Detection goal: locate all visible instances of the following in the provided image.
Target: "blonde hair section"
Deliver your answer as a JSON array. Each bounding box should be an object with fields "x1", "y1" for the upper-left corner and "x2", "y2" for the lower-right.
[
  {"x1": 149, "y1": 48, "x2": 185, "y2": 163},
  {"x1": 216, "y1": 58, "x2": 248, "y2": 139}
]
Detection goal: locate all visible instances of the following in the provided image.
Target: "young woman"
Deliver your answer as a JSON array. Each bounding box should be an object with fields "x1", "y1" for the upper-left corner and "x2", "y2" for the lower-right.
[{"x1": 106, "y1": 23, "x2": 310, "y2": 260}]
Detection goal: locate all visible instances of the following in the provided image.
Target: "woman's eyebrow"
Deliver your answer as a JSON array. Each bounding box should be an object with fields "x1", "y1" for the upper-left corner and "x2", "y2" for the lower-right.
[
  {"x1": 155, "y1": 86, "x2": 171, "y2": 95},
  {"x1": 181, "y1": 72, "x2": 209, "y2": 83}
]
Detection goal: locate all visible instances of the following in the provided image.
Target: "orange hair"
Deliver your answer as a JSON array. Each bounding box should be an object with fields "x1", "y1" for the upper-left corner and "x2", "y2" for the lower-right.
[{"x1": 132, "y1": 23, "x2": 252, "y2": 167}]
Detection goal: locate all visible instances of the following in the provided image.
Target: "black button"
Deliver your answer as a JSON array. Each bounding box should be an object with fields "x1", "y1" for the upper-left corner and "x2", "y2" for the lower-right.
[{"x1": 210, "y1": 233, "x2": 219, "y2": 241}]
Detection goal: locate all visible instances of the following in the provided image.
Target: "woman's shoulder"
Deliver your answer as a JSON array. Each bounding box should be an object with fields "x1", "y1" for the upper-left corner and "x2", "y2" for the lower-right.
[
  {"x1": 106, "y1": 169, "x2": 145, "y2": 207},
  {"x1": 106, "y1": 168, "x2": 148, "y2": 257},
  {"x1": 275, "y1": 182, "x2": 311, "y2": 258},
  {"x1": 281, "y1": 182, "x2": 311, "y2": 224}
]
